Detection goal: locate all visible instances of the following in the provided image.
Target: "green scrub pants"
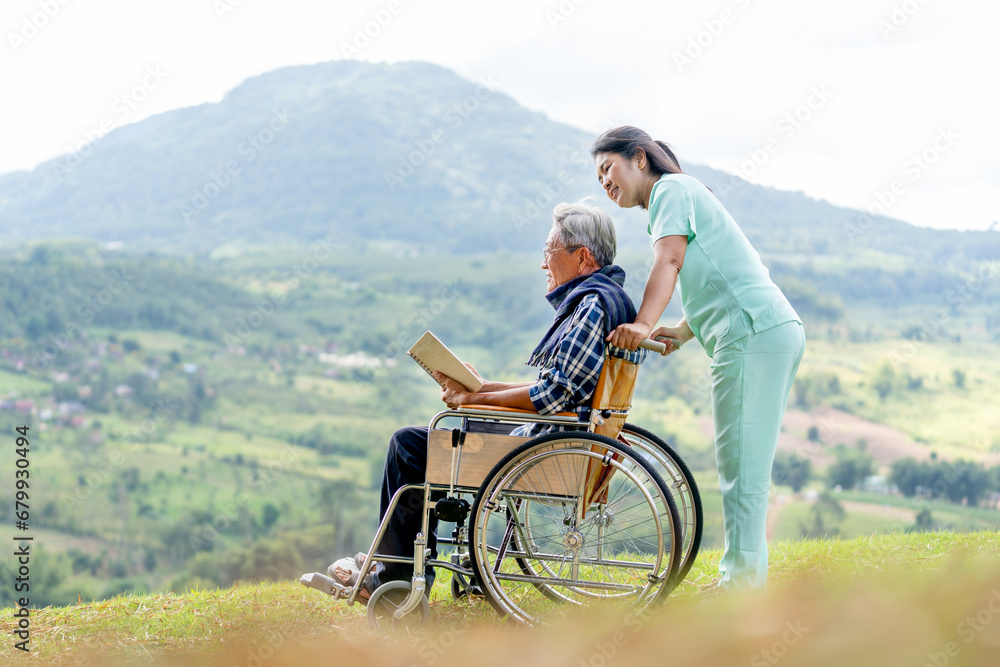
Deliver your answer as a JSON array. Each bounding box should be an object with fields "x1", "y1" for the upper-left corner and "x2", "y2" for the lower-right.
[{"x1": 711, "y1": 319, "x2": 805, "y2": 589}]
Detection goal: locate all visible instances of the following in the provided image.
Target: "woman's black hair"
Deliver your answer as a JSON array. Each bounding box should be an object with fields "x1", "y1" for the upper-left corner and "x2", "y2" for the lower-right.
[{"x1": 591, "y1": 126, "x2": 683, "y2": 176}]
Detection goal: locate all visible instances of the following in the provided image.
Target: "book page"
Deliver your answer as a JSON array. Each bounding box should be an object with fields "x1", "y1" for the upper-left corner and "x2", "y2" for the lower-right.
[{"x1": 407, "y1": 331, "x2": 485, "y2": 392}]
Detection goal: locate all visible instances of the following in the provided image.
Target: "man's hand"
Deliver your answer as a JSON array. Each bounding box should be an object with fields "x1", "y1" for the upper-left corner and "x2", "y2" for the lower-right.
[
  {"x1": 435, "y1": 371, "x2": 475, "y2": 409},
  {"x1": 463, "y1": 362, "x2": 486, "y2": 386},
  {"x1": 606, "y1": 321, "x2": 653, "y2": 351}
]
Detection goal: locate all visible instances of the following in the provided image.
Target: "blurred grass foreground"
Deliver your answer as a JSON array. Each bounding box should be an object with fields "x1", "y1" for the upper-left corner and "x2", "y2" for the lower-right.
[{"x1": 3, "y1": 531, "x2": 1000, "y2": 666}]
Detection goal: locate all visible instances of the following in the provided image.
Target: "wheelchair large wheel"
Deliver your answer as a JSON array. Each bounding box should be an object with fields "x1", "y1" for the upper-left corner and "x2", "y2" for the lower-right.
[
  {"x1": 619, "y1": 423, "x2": 703, "y2": 584},
  {"x1": 469, "y1": 432, "x2": 682, "y2": 625}
]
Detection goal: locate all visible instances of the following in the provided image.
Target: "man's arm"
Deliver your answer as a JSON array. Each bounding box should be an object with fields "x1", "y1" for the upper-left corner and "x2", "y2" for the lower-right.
[
  {"x1": 437, "y1": 295, "x2": 606, "y2": 413},
  {"x1": 460, "y1": 362, "x2": 533, "y2": 392},
  {"x1": 437, "y1": 377, "x2": 536, "y2": 410}
]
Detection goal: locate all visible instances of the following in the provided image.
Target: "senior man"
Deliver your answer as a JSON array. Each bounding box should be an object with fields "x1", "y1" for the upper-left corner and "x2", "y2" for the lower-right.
[{"x1": 328, "y1": 201, "x2": 644, "y2": 600}]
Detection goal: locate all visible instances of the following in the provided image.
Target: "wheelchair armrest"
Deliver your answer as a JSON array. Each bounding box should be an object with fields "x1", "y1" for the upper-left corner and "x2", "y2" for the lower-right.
[{"x1": 458, "y1": 404, "x2": 577, "y2": 419}]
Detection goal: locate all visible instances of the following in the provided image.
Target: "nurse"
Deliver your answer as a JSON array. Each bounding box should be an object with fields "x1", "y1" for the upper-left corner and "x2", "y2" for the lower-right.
[{"x1": 592, "y1": 126, "x2": 805, "y2": 590}]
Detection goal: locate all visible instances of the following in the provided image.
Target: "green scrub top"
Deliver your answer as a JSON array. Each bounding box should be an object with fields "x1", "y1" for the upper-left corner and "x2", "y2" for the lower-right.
[{"x1": 648, "y1": 173, "x2": 801, "y2": 358}]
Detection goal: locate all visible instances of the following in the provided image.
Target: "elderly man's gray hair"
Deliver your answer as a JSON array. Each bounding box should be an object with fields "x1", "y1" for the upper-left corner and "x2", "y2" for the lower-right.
[{"x1": 551, "y1": 201, "x2": 617, "y2": 268}]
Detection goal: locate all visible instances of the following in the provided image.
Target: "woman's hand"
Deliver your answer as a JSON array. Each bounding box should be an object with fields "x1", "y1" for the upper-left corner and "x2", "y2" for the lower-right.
[
  {"x1": 606, "y1": 322, "x2": 653, "y2": 351},
  {"x1": 650, "y1": 320, "x2": 694, "y2": 356},
  {"x1": 435, "y1": 371, "x2": 475, "y2": 409}
]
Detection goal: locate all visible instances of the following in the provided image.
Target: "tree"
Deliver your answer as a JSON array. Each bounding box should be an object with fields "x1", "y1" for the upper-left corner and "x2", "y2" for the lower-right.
[
  {"x1": 826, "y1": 444, "x2": 875, "y2": 490},
  {"x1": 261, "y1": 502, "x2": 281, "y2": 531},
  {"x1": 799, "y1": 491, "x2": 845, "y2": 539},
  {"x1": 953, "y1": 368, "x2": 966, "y2": 389},
  {"x1": 320, "y1": 479, "x2": 362, "y2": 557},
  {"x1": 890, "y1": 458, "x2": 924, "y2": 497},
  {"x1": 941, "y1": 460, "x2": 992, "y2": 506},
  {"x1": 909, "y1": 508, "x2": 936, "y2": 533},
  {"x1": 221, "y1": 541, "x2": 304, "y2": 584},
  {"x1": 772, "y1": 452, "x2": 812, "y2": 492},
  {"x1": 871, "y1": 361, "x2": 896, "y2": 400}
]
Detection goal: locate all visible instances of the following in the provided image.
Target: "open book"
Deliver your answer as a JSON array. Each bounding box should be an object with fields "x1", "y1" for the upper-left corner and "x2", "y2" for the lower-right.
[{"x1": 407, "y1": 331, "x2": 484, "y2": 392}]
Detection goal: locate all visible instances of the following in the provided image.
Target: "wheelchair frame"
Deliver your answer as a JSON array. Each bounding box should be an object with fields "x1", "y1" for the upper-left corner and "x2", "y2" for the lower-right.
[{"x1": 301, "y1": 346, "x2": 703, "y2": 629}]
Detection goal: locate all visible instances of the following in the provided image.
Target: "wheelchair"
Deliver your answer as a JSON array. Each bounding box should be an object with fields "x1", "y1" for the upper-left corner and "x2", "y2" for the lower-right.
[{"x1": 300, "y1": 339, "x2": 703, "y2": 629}]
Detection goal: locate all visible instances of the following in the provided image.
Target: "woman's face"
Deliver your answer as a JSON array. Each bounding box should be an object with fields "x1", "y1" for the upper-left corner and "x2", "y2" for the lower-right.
[{"x1": 595, "y1": 151, "x2": 645, "y2": 208}]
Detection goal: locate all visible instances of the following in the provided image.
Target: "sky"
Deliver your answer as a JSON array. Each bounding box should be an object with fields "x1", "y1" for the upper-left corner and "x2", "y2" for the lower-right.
[{"x1": 1, "y1": 0, "x2": 997, "y2": 231}]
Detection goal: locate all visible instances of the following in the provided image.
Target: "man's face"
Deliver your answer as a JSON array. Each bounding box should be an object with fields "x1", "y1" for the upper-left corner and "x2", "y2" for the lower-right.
[{"x1": 542, "y1": 227, "x2": 584, "y2": 293}]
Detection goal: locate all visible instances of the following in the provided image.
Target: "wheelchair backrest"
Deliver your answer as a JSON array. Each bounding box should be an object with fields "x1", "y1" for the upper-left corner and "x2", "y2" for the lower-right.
[{"x1": 586, "y1": 352, "x2": 640, "y2": 440}]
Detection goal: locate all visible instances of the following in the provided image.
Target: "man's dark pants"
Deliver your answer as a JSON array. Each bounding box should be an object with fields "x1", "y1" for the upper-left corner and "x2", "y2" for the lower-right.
[{"x1": 372, "y1": 426, "x2": 438, "y2": 591}]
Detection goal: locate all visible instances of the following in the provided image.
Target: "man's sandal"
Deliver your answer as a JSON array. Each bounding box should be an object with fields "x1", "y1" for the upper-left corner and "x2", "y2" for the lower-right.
[
  {"x1": 327, "y1": 552, "x2": 367, "y2": 579},
  {"x1": 299, "y1": 553, "x2": 375, "y2": 603},
  {"x1": 327, "y1": 552, "x2": 374, "y2": 604}
]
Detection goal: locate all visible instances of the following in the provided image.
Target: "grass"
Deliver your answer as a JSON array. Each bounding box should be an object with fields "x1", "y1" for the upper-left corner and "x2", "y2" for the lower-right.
[
  {"x1": 5, "y1": 531, "x2": 1000, "y2": 665},
  {"x1": 769, "y1": 487, "x2": 1000, "y2": 542}
]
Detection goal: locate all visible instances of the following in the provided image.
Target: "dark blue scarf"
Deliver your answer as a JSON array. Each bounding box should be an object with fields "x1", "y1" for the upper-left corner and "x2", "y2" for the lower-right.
[{"x1": 526, "y1": 265, "x2": 637, "y2": 368}]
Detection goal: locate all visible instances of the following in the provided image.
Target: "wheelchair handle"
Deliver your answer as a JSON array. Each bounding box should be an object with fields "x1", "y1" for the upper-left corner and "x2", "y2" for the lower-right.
[{"x1": 638, "y1": 338, "x2": 680, "y2": 354}]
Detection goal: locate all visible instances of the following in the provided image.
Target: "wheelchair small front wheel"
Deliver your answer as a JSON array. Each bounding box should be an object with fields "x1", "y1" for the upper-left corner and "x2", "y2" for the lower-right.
[
  {"x1": 366, "y1": 580, "x2": 430, "y2": 632},
  {"x1": 450, "y1": 557, "x2": 483, "y2": 599}
]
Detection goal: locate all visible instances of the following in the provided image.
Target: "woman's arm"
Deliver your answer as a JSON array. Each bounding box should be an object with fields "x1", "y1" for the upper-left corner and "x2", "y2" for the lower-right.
[{"x1": 607, "y1": 234, "x2": 688, "y2": 350}]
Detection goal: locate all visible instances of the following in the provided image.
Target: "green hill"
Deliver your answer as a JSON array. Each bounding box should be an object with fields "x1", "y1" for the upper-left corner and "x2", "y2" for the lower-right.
[
  {"x1": 3, "y1": 531, "x2": 998, "y2": 666},
  {"x1": 2, "y1": 59, "x2": 999, "y2": 266}
]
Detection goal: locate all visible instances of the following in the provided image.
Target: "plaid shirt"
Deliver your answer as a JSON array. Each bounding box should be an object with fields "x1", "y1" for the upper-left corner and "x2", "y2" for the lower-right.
[{"x1": 511, "y1": 294, "x2": 644, "y2": 438}]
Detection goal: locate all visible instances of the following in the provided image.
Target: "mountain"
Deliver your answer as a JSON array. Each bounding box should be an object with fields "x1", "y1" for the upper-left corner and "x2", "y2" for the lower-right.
[{"x1": 1, "y1": 59, "x2": 998, "y2": 264}]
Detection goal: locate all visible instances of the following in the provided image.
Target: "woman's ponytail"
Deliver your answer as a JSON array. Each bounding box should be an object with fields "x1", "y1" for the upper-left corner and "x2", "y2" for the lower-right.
[
  {"x1": 654, "y1": 140, "x2": 682, "y2": 172},
  {"x1": 591, "y1": 126, "x2": 683, "y2": 177}
]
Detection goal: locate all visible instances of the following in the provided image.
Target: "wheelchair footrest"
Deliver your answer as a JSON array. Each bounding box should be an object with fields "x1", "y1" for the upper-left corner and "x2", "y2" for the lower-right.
[{"x1": 299, "y1": 572, "x2": 351, "y2": 600}]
